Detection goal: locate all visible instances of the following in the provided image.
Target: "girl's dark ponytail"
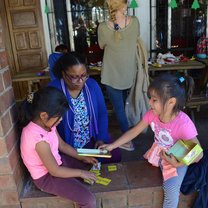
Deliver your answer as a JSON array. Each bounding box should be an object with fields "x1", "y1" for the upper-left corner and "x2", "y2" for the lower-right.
[
  {"x1": 18, "y1": 94, "x2": 35, "y2": 129},
  {"x1": 184, "y1": 75, "x2": 195, "y2": 102},
  {"x1": 177, "y1": 75, "x2": 195, "y2": 102},
  {"x1": 18, "y1": 87, "x2": 69, "y2": 129}
]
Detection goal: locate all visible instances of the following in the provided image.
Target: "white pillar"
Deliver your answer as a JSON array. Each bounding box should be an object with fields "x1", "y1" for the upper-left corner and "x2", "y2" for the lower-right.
[{"x1": 66, "y1": 0, "x2": 75, "y2": 51}]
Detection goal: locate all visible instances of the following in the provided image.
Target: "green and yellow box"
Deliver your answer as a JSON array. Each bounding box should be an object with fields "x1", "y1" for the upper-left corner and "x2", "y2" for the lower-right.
[{"x1": 167, "y1": 140, "x2": 203, "y2": 165}]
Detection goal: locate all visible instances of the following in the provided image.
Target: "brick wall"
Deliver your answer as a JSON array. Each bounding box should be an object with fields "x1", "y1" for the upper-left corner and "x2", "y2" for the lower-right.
[
  {"x1": 20, "y1": 185, "x2": 196, "y2": 208},
  {"x1": 0, "y1": 13, "x2": 24, "y2": 208}
]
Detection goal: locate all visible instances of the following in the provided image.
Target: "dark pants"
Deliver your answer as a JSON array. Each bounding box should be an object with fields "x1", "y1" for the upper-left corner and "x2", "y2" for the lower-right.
[{"x1": 33, "y1": 154, "x2": 96, "y2": 208}]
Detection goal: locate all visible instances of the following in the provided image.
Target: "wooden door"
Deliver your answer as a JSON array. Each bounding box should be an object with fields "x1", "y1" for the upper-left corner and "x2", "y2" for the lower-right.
[{"x1": 4, "y1": 0, "x2": 47, "y2": 100}]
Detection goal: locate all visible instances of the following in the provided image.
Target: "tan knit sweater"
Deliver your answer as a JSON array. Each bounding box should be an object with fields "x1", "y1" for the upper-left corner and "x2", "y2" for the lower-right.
[{"x1": 98, "y1": 16, "x2": 140, "y2": 89}]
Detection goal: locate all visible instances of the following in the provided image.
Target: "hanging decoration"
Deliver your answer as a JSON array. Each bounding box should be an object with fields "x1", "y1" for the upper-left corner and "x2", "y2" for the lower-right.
[
  {"x1": 191, "y1": 0, "x2": 200, "y2": 10},
  {"x1": 169, "y1": 0, "x2": 178, "y2": 9},
  {"x1": 129, "y1": 0, "x2": 138, "y2": 9},
  {"x1": 44, "y1": 4, "x2": 49, "y2": 14}
]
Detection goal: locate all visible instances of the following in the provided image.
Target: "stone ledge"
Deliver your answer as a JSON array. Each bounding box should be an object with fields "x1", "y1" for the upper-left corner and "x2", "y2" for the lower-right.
[{"x1": 20, "y1": 161, "x2": 196, "y2": 208}]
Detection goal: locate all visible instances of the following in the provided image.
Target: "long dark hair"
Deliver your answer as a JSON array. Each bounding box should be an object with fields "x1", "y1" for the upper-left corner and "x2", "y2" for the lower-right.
[
  {"x1": 53, "y1": 52, "x2": 86, "y2": 79},
  {"x1": 148, "y1": 73, "x2": 194, "y2": 114},
  {"x1": 18, "y1": 87, "x2": 69, "y2": 128}
]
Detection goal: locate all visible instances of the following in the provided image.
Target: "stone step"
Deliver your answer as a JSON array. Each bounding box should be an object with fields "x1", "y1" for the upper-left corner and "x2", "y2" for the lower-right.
[{"x1": 20, "y1": 161, "x2": 196, "y2": 208}]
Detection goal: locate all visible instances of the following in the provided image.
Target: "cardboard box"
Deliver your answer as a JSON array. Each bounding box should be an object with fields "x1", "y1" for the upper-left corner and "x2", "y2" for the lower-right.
[{"x1": 167, "y1": 140, "x2": 203, "y2": 165}]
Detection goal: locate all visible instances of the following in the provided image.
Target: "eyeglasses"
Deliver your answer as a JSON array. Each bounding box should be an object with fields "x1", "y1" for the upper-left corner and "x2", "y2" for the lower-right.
[{"x1": 64, "y1": 72, "x2": 89, "y2": 84}]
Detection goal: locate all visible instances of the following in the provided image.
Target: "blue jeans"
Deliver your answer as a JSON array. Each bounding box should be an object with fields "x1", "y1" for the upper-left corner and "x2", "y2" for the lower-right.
[{"x1": 106, "y1": 85, "x2": 129, "y2": 133}]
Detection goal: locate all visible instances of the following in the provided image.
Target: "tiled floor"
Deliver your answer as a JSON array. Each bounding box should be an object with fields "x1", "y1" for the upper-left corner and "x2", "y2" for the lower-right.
[{"x1": 108, "y1": 105, "x2": 208, "y2": 162}]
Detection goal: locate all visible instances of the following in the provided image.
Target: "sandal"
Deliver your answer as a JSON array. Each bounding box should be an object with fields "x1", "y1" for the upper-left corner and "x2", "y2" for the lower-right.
[{"x1": 119, "y1": 141, "x2": 135, "y2": 151}]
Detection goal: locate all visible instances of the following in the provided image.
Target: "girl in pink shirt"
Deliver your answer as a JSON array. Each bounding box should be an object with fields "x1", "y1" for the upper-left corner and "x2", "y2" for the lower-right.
[
  {"x1": 20, "y1": 87, "x2": 98, "y2": 208},
  {"x1": 100, "y1": 73, "x2": 203, "y2": 208}
]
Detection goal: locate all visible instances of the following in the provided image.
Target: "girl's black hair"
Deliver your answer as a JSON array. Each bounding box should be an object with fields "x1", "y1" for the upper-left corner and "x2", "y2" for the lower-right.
[
  {"x1": 148, "y1": 73, "x2": 194, "y2": 114},
  {"x1": 18, "y1": 86, "x2": 69, "y2": 128},
  {"x1": 53, "y1": 51, "x2": 86, "y2": 79}
]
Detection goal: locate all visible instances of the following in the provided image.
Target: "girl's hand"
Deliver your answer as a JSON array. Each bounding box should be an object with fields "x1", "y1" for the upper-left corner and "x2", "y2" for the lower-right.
[
  {"x1": 80, "y1": 170, "x2": 97, "y2": 182},
  {"x1": 81, "y1": 156, "x2": 98, "y2": 165},
  {"x1": 98, "y1": 144, "x2": 114, "y2": 152},
  {"x1": 160, "y1": 150, "x2": 184, "y2": 168},
  {"x1": 94, "y1": 140, "x2": 104, "y2": 149}
]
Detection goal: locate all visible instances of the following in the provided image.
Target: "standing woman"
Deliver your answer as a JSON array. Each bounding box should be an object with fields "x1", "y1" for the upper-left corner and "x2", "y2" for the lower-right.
[{"x1": 98, "y1": 0, "x2": 140, "y2": 151}]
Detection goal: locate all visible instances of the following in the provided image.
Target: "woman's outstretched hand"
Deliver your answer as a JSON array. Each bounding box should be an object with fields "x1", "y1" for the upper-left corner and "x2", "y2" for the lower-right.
[
  {"x1": 80, "y1": 170, "x2": 97, "y2": 182},
  {"x1": 81, "y1": 156, "x2": 98, "y2": 165},
  {"x1": 98, "y1": 144, "x2": 114, "y2": 152}
]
